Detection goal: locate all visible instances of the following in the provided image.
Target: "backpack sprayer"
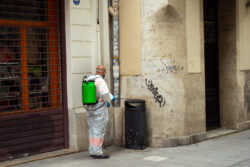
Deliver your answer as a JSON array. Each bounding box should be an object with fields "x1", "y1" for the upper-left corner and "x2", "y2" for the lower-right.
[
  {"x1": 82, "y1": 75, "x2": 117, "y2": 107},
  {"x1": 82, "y1": 76, "x2": 97, "y2": 105}
]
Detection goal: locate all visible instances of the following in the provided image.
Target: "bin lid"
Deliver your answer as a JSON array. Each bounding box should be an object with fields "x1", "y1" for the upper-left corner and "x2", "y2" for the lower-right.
[
  {"x1": 125, "y1": 99, "x2": 145, "y2": 111},
  {"x1": 125, "y1": 99, "x2": 145, "y2": 103}
]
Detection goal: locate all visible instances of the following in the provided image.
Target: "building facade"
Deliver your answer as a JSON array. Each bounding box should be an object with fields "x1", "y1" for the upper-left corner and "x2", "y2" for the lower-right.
[
  {"x1": 0, "y1": 0, "x2": 250, "y2": 161},
  {"x1": 114, "y1": 0, "x2": 250, "y2": 147}
]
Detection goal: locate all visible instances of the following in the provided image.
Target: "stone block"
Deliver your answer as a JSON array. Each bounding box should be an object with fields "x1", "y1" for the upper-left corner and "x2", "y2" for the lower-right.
[
  {"x1": 72, "y1": 58, "x2": 93, "y2": 74},
  {"x1": 70, "y1": 9, "x2": 92, "y2": 25},
  {"x1": 70, "y1": 0, "x2": 92, "y2": 10},
  {"x1": 142, "y1": 39, "x2": 186, "y2": 60},
  {"x1": 75, "y1": 108, "x2": 89, "y2": 151},
  {"x1": 71, "y1": 41, "x2": 92, "y2": 58},
  {"x1": 71, "y1": 25, "x2": 93, "y2": 41}
]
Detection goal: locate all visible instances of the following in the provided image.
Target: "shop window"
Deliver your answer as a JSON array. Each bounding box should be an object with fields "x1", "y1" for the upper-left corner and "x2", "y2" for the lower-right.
[
  {"x1": 0, "y1": 0, "x2": 61, "y2": 114},
  {"x1": 0, "y1": 27, "x2": 21, "y2": 112},
  {"x1": 0, "y1": 0, "x2": 48, "y2": 21}
]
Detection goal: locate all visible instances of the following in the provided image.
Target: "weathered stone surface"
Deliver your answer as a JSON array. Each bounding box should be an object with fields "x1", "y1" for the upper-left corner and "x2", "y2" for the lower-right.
[
  {"x1": 218, "y1": 0, "x2": 239, "y2": 129},
  {"x1": 114, "y1": 0, "x2": 248, "y2": 148},
  {"x1": 75, "y1": 108, "x2": 89, "y2": 151},
  {"x1": 244, "y1": 72, "x2": 250, "y2": 120},
  {"x1": 116, "y1": 0, "x2": 207, "y2": 147}
]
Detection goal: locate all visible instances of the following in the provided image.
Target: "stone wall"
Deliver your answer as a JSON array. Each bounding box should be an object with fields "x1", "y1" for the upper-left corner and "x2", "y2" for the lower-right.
[
  {"x1": 115, "y1": 0, "x2": 206, "y2": 147},
  {"x1": 219, "y1": 0, "x2": 250, "y2": 130},
  {"x1": 218, "y1": 0, "x2": 238, "y2": 129},
  {"x1": 237, "y1": 0, "x2": 250, "y2": 129},
  {"x1": 66, "y1": 0, "x2": 114, "y2": 151},
  {"x1": 244, "y1": 71, "x2": 250, "y2": 120}
]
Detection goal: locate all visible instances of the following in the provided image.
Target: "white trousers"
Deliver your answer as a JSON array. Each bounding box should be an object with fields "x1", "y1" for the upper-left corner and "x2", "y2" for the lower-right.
[{"x1": 87, "y1": 105, "x2": 108, "y2": 155}]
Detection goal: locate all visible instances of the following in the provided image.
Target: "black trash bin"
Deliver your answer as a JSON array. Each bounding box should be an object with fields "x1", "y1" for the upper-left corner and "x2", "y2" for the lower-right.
[{"x1": 125, "y1": 99, "x2": 146, "y2": 149}]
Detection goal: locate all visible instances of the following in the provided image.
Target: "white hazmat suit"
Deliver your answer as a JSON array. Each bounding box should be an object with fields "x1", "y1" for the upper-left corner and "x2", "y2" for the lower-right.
[{"x1": 85, "y1": 75, "x2": 113, "y2": 156}]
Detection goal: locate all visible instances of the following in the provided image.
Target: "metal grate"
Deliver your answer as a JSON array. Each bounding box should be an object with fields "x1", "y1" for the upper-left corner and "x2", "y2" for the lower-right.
[
  {"x1": 0, "y1": 0, "x2": 48, "y2": 21},
  {"x1": 0, "y1": 0, "x2": 62, "y2": 114}
]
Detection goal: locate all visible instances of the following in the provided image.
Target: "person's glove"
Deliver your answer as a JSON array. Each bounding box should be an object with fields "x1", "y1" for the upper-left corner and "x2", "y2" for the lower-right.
[
  {"x1": 112, "y1": 96, "x2": 116, "y2": 102},
  {"x1": 107, "y1": 102, "x2": 111, "y2": 108}
]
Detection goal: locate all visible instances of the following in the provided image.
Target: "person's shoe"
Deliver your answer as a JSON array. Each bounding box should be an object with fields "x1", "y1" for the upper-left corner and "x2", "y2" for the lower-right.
[
  {"x1": 93, "y1": 154, "x2": 109, "y2": 159},
  {"x1": 90, "y1": 155, "x2": 97, "y2": 158}
]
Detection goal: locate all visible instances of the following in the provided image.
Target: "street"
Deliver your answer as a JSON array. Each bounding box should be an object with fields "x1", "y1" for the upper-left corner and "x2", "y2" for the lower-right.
[{"x1": 7, "y1": 129, "x2": 250, "y2": 167}]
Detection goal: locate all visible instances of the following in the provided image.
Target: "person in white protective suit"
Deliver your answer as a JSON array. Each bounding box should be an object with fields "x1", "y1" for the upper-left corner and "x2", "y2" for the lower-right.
[{"x1": 85, "y1": 65, "x2": 115, "y2": 159}]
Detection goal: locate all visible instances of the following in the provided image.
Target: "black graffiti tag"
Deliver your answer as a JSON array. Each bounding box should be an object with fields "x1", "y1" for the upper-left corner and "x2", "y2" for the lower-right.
[{"x1": 145, "y1": 79, "x2": 166, "y2": 107}]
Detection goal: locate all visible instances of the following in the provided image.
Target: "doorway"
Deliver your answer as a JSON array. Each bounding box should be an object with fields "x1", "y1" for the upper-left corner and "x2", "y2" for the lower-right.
[{"x1": 203, "y1": 0, "x2": 220, "y2": 130}]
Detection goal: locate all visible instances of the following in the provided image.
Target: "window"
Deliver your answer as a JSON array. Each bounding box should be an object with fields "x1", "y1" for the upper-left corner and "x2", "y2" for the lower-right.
[{"x1": 0, "y1": 0, "x2": 61, "y2": 114}]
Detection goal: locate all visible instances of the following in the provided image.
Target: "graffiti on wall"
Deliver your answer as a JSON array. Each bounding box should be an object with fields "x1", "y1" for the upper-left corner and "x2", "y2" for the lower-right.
[
  {"x1": 161, "y1": 60, "x2": 184, "y2": 73},
  {"x1": 145, "y1": 78, "x2": 166, "y2": 107}
]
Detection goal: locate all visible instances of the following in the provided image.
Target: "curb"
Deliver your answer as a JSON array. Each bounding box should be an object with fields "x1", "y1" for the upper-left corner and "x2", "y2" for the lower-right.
[{"x1": 0, "y1": 149, "x2": 78, "y2": 167}]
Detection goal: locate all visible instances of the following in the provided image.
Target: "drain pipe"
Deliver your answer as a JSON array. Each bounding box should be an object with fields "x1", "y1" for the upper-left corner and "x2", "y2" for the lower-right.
[
  {"x1": 96, "y1": 0, "x2": 101, "y2": 65},
  {"x1": 109, "y1": 0, "x2": 120, "y2": 106}
]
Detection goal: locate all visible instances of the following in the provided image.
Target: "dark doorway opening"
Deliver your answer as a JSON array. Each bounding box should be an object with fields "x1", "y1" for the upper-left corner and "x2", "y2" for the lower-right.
[{"x1": 204, "y1": 0, "x2": 220, "y2": 130}]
